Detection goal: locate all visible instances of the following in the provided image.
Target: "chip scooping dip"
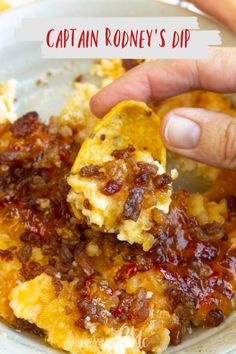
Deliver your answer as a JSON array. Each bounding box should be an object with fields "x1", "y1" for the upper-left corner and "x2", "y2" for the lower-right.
[{"x1": 67, "y1": 101, "x2": 174, "y2": 251}]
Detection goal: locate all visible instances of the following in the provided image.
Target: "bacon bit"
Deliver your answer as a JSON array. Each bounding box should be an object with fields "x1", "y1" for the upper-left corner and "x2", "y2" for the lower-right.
[
  {"x1": 202, "y1": 222, "x2": 224, "y2": 235},
  {"x1": 100, "y1": 134, "x2": 106, "y2": 141},
  {"x1": 169, "y1": 324, "x2": 183, "y2": 346},
  {"x1": 205, "y1": 309, "x2": 224, "y2": 327},
  {"x1": 123, "y1": 187, "x2": 144, "y2": 221},
  {"x1": 20, "y1": 231, "x2": 44, "y2": 247},
  {"x1": 16, "y1": 244, "x2": 32, "y2": 263},
  {"x1": 11, "y1": 112, "x2": 39, "y2": 138},
  {"x1": 115, "y1": 262, "x2": 138, "y2": 282},
  {"x1": 200, "y1": 222, "x2": 225, "y2": 241},
  {"x1": 154, "y1": 173, "x2": 172, "y2": 190},
  {"x1": 83, "y1": 198, "x2": 92, "y2": 210},
  {"x1": 111, "y1": 287, "x2": 149, "y2": 324},
  {"x1": 134, "y1": 172, "x2": 150, "y2": 186},
  {"x1": 137, "y1": 162, "x2": 158, "y2": 175},
  {"x1": 111, "y1": 144, "x2": 135, "y2": 159},
  {"x1": 101, "y1": 180, "x2": 122, "y2": 196},
  {"x1": 53, "y1": 276, "x2": 63, "y2": 296},
  {"x1": 59, "y1": 244, "x2": 73, "y2": 264},
  {"x1": 0, "y1": 249, "x2": 13, "y2": 261},
  {"x1": 79, "y1": 164, "x2": 105, "y2": 179},
  {"x1": 111, "y1": 292, "x2": 134, "y2": 320}
]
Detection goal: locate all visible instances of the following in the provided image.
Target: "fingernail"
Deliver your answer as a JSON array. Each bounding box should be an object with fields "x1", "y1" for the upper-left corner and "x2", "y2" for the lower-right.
[{"x1": 164, "y1": 114, "x2": 201, "y2": 149}]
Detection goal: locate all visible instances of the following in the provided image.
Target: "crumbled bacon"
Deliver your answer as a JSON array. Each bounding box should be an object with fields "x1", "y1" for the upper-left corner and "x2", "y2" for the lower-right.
[
  {"x1": 200, "y1": 222, "x2": 225, "y2": 241},
  {"x1": 111, "y1": 287, "x2": 149, "y2": 324},
  {"x1": 59, "y1": 244, "x2": 73, "y2": 264},
  {"x1": 11, "y1": 112, "x2": 39, "y2": 138},
  {"x1": 16, "y1": 244, "x2": 32, "y2": 263},
  {"x1": 0, "y1": 114, "x2": 235, "y2": 348},
  {"x1": 111, "y1": 144, "x2": 135, "y2": 159},
  {"x1": 205, "y1": 309, "x2": 224, "y2": 327},
  {"x1": 123, "y1": 187, "x2": 144, "y2": 221},
  {"x1": 154, "y1": 173, "x2": 172, "y2": 190},
  {"x1": 101, "y1": 179, "x2": 122, "y2": 196},
  {"x1": 79, "y1": 164, "x2": 104, "y2": 179},
  {"x1": 53, "y1": 276, "x2": 63, "y2": 296},
  {"x1": 137, "y1": 162, "x2": 158, "y2": 175}
]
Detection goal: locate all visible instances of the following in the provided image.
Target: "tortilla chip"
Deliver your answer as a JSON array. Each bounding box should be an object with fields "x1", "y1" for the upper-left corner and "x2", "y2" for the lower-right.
[{"x1": 68, "y1": 101, "x2": 171, "y2": 251}]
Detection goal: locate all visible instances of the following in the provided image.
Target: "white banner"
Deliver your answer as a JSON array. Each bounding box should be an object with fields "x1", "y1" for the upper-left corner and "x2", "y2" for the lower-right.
[{"x1": 15, "y1": 17, "x2": 221, "y2": 59}]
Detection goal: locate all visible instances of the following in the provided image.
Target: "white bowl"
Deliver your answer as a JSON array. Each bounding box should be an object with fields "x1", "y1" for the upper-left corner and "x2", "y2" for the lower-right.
[{"x1": 0, "y1": 1, "x2": 236, "y2": 353}]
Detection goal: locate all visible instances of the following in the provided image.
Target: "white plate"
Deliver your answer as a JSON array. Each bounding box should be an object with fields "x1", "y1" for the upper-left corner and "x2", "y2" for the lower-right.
[{"x1": 0, "y1": 1, "x2": 236, "y2": 353}]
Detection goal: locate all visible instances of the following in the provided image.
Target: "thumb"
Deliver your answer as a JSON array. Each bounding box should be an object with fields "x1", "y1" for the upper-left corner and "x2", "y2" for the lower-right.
[{"x1": 161, "y1": 108, "x2": 236, "y2": 170}]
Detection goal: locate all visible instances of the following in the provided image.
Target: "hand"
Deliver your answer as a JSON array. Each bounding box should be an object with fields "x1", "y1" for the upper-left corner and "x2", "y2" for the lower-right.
[
  {"x1": 90, "y1": 48, "x2": 236, "y2": 170},
  {"x1": 186, "y1": 0, "x2": 236, "y2": 34}
]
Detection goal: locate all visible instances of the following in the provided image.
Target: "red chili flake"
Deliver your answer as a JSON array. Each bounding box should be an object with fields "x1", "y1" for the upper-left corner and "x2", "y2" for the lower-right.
[
  {"x1": 115, "y1": 262, "x2": 138, "y2": 282},
  {"x1": 101, "y1": 179, "x2": 122, "y2": 196},
  {"x1": 123, "y1": 187, "x2": 144, "y2": 221},
  {"x1": 111, "y1": 144, "x2": 135, "y2": 159},
  {"x1": 79, "y1": 164, "x2": 105, "y2": 179},
  {"x1": 11, "y1": 112, "x2": 39, "y2": 138}
]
